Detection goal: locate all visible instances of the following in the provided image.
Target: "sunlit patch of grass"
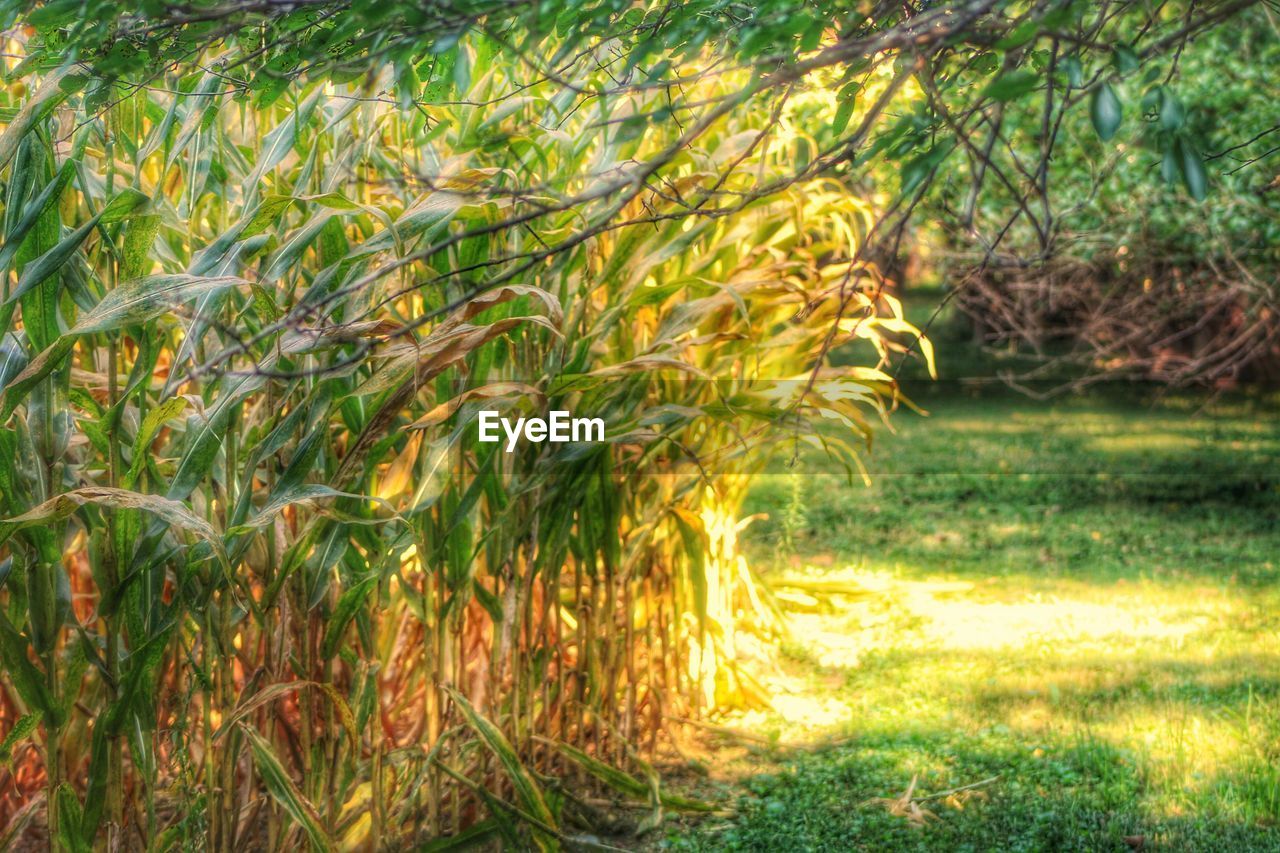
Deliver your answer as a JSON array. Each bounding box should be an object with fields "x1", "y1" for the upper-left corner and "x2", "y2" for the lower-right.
[
  {"x1": 1087, "y1": 432, "x2": 1205, "y2": 452},
  {"x1": 671, "y1": 392, "x2": 1280, "y2": 851}
]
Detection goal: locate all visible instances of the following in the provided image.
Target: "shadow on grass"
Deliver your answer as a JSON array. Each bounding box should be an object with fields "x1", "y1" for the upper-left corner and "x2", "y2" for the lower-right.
[
  {"x1": 742, "y1": 396, "x2": 1280, "y2": 585},
  {"x1": 965, "y1": 665, "x2": 1280, "y2": 716},
  {"x1": 677, "y1": 726, "x2": 1280, "y2": 852}
]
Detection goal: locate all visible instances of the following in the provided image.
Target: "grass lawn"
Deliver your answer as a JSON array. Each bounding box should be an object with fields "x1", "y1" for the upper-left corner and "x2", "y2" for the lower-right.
[{"x1": 667, "y1": 388, "x2": 1280, "y2": 851}]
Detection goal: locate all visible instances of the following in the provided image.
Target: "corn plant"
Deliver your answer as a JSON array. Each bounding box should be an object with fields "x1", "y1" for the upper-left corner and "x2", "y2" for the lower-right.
[{"x1": 0, "y1": 27, "x2": 930, "y2": 850}]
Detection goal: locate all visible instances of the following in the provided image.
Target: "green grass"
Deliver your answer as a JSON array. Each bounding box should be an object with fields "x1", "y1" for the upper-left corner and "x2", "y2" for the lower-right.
[{"x1": 665, "y1": 388, "x2": 1280, "y2": 851}]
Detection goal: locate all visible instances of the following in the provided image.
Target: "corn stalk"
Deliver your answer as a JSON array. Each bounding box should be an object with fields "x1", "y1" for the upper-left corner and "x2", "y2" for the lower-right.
[{"x1": 0, "y1": 29, "x2": 930, "y2": 850}]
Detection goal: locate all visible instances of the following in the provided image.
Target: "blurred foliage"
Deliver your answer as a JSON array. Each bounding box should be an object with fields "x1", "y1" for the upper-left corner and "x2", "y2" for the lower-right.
[{"x1": 930, "y1": 8, "x2": 1280, "y2": 267}]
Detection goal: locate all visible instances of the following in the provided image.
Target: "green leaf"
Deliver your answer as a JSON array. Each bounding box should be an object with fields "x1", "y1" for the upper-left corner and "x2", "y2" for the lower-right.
[
  {"x1": 99, "y1": 187, "x2": 149, "y2": 223},
  {"x1": 446, "y1": 687, "x2": 559, "y2": 850},
  {"x1": 0, "y1": 160, "x2": 75, "y2": 272},
  {"x1": 0, "y1": 609, "x2": 56, "y2": 721},
  {"x1": 320, "y1": 574, "x2": 379, "y2": 659},
  {"x1": 420, "y1": 819, "x2": 501, "y2": 851},
  {"x1": 215, "y1": 681, "x2": 357, "y2": 747},
  {"x1": 304, "y1": 523, "x2": 347, "y2": 609},
  {"x1": 834, "y1": 94, "x2": 855, "y2": 137},
  {"x1": 246, "y1": 88, "x2": 324, "y2": 189},
  {"x1": 249, "y1": 283, "x2": 281, "y2": 321},
  {"x1": 0, "y1": 66, "x2": 74, "y2": 173},
  {"x1": 1090, "y1": 81, "x2": 1123, "y2": 141},
  {"x1": 0, "y1": 487, "x2": 225, "y2": 562},
  {"x1": 241, "y1": 195, "x2": 298, "y2": 238},
  {"x1": 231, "y1": 485, "x2": 372, "y2": 542},
  {"x1": 1179, "y1": 137, "x2": 1208, "y2": 201},
  {"x1": 994, "y1": 20, "x2": 1039, "y2": 50},
  {"x1": 242, "y1": 726, "x2": 335, "y2": 852},
  {"x1": 1063, "y1": 56, "x2": 1083, "y2": 88},
  {"x1": 78, "y1": 726, "x2": 110, "y2": 845},
  {"x1": 1112, "y1": 44, "x2": 1140, "y2": 75},
  {"x1": 120, "y1": 214, "x2": 162, "y2": 280},
  {"x1": 982, "y1": 70, "x2": 1040, "y2": 102},
  {"x1": 6, "y1": 189, "x2": 148, "y2": 307},
  {"x1": 166, "y1": 370, "x2": 266, "y2": 501},
  {"x1": 3, "y1": 270, "x2": 234, "y2": 414},
  {"x1": 71, "y1": 274, "x2": 244, "y2": 334},
  {"x1": 1161, "y1": 139, "x2": 1182, "y2": 185},
  {"x1": 25, "y1": 545, "x2": 70, "y2": 654},
  {"x1": 124, "y1": 396, "x2": 188, "y2": 488},
  {"x1": 8, "y1": 219, "x2": 93, "y2": 306},
  {"x1": 672, "y1": 509, "x2": 708, "y2": 638},
  {"x1": 0, "y1": 336, "x2": 75, "y2": 419},
  {"x1": 0, "y1": 712, "x2": 40, "y2": 766},
  {"x1": 350, "y1": 191, "x2": 463, "y2": 257},
  {"x1": 898, "y1": 141, "x2": 955, "y2": 196},
  {"x1": 541, "y1": 738, "x2": 712, "y2": 812},
  {"x1": 99, "y1": 624, "x2": 175, "y2": 737},
  {"x1": 54, "y1": 784, "x2": 89, "y2": 853},
  {"x1": 1158, "y1": 88, "x2": 1185, "y2": 131}
]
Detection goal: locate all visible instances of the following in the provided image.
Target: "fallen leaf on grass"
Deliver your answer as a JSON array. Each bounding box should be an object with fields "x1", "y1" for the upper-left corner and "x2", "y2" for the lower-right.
[
  {"x1": 864, "y1": 774, "x2": 1000, "y2": 827},
  {"x1": 864, "y1": 775, "x2": 940, "y2": 827}
]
